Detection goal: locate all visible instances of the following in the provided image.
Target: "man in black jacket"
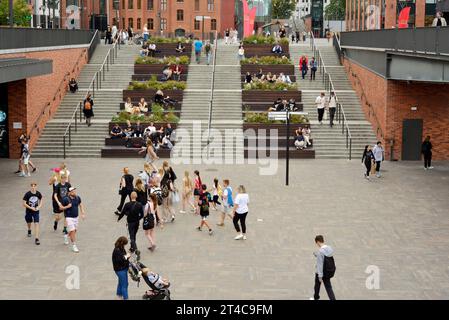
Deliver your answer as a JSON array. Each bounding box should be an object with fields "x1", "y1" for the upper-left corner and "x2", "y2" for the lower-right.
[
  {"x1": 422, "y1": 136, "x2": 433, "y2": 170},
  {"x1": 118, "y1": 192, "x2": 144, "y2": 253}
]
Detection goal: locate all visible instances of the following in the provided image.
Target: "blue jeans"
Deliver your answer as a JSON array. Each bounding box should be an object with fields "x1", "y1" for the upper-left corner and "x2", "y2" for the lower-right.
[
  {"x1": 115, "y1": 269, "x2": 129, "y2": 299},
  {"x1": 206, "y1": 52, "x2": 211, "y2": 65},
  {"x1": 195, "y1": 51, "x2": 201, "y2": 63},
  {"x1": 143, "y1": 34, "x2": 149, "y2": 41}
]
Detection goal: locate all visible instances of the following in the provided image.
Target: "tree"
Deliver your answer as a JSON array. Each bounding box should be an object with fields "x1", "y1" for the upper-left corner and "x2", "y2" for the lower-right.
[
  {"x1": 0, "y1": 0, "x2": 32, "y2": 26},
  {"x1": 271, "y1": 0, "x2": 297, "y2": 19},
  {"x1": 325, "y1": 0, "x2": 346, "y2": 21}
]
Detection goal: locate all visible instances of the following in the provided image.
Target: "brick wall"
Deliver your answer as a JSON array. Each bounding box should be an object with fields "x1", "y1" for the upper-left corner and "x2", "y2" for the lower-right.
[
  {"x1": 0, "y1": 47, "x2": 88, "y2": 157},
  {"x1": 7, "y1": 80, "x2": 27, "y2": 159},
  {"x1": 343, "y1": 57, "x2": 449, "y2": 161}
]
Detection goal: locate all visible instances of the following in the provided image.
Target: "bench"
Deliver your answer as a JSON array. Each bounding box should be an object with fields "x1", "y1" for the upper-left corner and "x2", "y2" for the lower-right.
[
  {"x1": 145, "y1": 43, "x2": 192, "y2": 58},
  {"x1": 245, "y1": 136, "x2": 313, "y2": 147},
  {"x1": 123, "y1": 89, "x2": 184, "y2": 102},
  {"x1": 108, "y1": 122, "x2": 178, "y2": 131},
  {"x1": 119, "y1": 102, "x2": 182, "y2": 111},
  {"x1": 134, "y1": 64, "x2": 190, "y2": 75},
  {"x1": 243, "y1": 44, "x2": 290, "y2": 58},
  {"x1": 243, "y1": 123, "x2": 311, "y2": 137},
  {"x1": 132, "y1": 74, "x2": 188, "y2": 82},
  {"x1": 101, "y1": 146, "x2": 172, "y2": 158},
  {"x1": 242, "y1": 90, "x2": 302, "y2": 103},
  {"x1": 241, "y1": 75, "x2": 296, "y2": 83},
  {"x1": 244, "y1": 147, "x2": 315, "y2": 159},
  {"x1": 242, "y1": 103, "x2": 304, "y2": 112}
]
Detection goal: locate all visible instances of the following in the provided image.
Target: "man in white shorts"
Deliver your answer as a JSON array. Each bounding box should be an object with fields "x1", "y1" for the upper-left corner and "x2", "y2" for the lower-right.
[
  {"x1": 60, "y1": 187, "x2": 86, "y2": 253},
  {"x1": 217, "y1": 179, "x2": 233, "y2": 227}
]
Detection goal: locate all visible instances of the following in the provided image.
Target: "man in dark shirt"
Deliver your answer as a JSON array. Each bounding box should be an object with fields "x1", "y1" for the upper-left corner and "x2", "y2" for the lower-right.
[
  {"x1": 164, "y1": 123, "x2": 174, "y2": 140},
  {"x1": 118, "y1": 192, "x2": 144, "y2": 253},
  {"x1": 111, "y1": 124, "x2": 124, "y2": 139},
  {"x1": 60, "y1": 187, "x2": 86, "y2": 253},
  {"x1": 54, "y1": 175, "x2": 72, "y2": 243},
  {"x1": 23, "y1": 182, "x2": 43, "y2": 245}
]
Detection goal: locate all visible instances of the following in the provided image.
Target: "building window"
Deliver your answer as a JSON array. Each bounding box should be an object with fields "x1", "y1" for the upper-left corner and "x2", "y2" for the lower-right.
[
  {"x1": 137, "y1": 0, "x2": 141, "y2": 9},
  {"x1": 195, "y1": 0, "x2": 200, "y2": 11},
  {"x1": 122, "y1": 17, "x2": 125, "y2": 28},
  {"x1": 194, "y1": 19, "x2": 200, "y2": 30},
  {"x1": 161, "y1": 0, "x2": 167, "y2": 11},
  {"x1": 161, "y1": 18, "x2": 167, "y2": 30},
  {"x1": 122, "y1": 0, "x2": 125, "y2": 9},
  {"x1": 128, "y1": 0, "x2": 133, "y2": 9},
  {"x1": 177, "y1": 10, "x2": 184, "y2": 21},
  {"x1": 128, "y1": 18, "x2": 134, "y2": 28},
  {"x1": 177, "y1": 0, "x2": 183, "y2": 2},
  {"x1": 147, "y1": 0, "x2": 154, "y2": 10},
  {"x1": 147, "y1": 18, "x2": 154, "y2": 29},
  {"x1": 207, "y1": 0, "x2": 214, "y2": 11},
  {"x1": 113, "y1": 0, "x2": 119, "y2": 10},
  {"x1": 211, "y1": 18, "x2": 217, "y2": 30},
  {"x1": 137, "y1": 18, "x2": 141, "y2": 29}
]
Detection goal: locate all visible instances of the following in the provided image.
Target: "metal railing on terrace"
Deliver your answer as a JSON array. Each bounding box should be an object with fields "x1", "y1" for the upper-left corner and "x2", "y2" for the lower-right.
[{"x1": 340, "y1": 26, "x2": 449, "y2": 55}]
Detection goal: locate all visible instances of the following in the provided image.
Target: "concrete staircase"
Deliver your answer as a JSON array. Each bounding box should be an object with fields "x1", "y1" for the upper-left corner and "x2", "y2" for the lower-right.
[
  {"x1": 289, "y1": 42, "x2": 376, "y2": 159},
  {"x1": 173, "y1": 41, "x2": 243, "y2": 162},
  {"x1": 32, "y1": 43, "x2": 140, "y2": 158}
]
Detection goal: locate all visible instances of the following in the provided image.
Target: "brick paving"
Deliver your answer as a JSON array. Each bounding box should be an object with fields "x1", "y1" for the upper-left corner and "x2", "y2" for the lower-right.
[{"x1": 0, "y1": 158, "x2": 448, "y2": 300}]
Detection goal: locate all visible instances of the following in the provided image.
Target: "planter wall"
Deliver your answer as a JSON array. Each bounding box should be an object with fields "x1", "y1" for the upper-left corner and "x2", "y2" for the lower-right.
[
  {"x1": 243, "y1": 44, "x2": 290, "y2": 58},
  {"x1": 150, "y1": 43, "x2": 192, "y2": 58},
  {"x1": 241, "y1": 64, "x2": 294, "y2": 75},
  {"x1": 109, "y1": 122, "x2": 178, "y2": 131},
  {"x1": 134, "y1": 64, "x2": 189, "y2": 75},
  {"x1": 242, "y1": 90, "x2": 301, "y2": 103},
  {"x1": 123, "y1": 89, "x2": 184, "y2": 101},
  {"x1": 243, "y1": 123, "x2": 310, "y2": 136}
]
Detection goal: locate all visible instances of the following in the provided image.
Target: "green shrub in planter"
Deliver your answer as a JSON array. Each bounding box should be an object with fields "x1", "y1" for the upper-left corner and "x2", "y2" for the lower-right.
[
  {"x1": 244, "y1": 111, "x2": 309, "y2": 124},
  {"x1": 243, "y1": 81, "x2": 297, "y2": 91},
  {"x1": 242, "y1": 35, "x2": 289, "y2": 45},
  {"x1": 241, "y1": 56, "x2": 292, "y2": 65},
  {"x1": 128, "y1": 80, "x2": 187, "y2": 91},
  {"x1": 150, "y1": 37, "x2": 190, "y2": 44},
  {"x1": 111, "y1": 105, "x2": 180, "y2": 124},
  {"x1": 135, "y1": 55, "x2": 190, "y2": 65}
]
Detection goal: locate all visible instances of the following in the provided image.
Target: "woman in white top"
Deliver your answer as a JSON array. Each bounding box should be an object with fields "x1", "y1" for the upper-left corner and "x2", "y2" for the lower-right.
[
  {"x1": 232, "y1": 185, "x2": 249, "y2": 240},
  {"x1": 143, "y1": 24, "x2": 149, "y2": 42},
  {"x1": 302, "y1": 127, "x2": 312, "y2": 147},
  {"x1": 181, "y1": 171, "x2": 195, "y2": 214},
  {"x1": 124, "y1": 97, "x2": 134, "y2": 114},
  {"x1": 139, "y1": 98, "x2": 148, "y2": 113},
  {"x1": 237, "y1": 46, "x2": 245, "y2": 61}
]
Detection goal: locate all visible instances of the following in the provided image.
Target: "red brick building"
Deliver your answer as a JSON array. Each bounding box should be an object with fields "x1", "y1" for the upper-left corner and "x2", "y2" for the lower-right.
[{"x1": 61, "y1": 0, "x2": 235, "y2": 38}]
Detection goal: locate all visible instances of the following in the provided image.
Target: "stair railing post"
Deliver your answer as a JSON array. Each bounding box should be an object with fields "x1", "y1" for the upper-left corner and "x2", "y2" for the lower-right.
[
  {"x1": 63, "y1": 136, "x2": 66, "y2": 159},
  {"x1": 79, "y1": 101, "x2": 83, "y2": 121},
  {"x1": 75, "y1": 111, "x2": 77, "y2": 132},
  {"x1": 349, "y1": 138, "x2": 352, "y2": 160},
  {"x1": 69, "y1": 124, "x2": 72, "y2": 146},
  {"x1": 342, "y1": 115, "x2": 345, "y2": 134}
]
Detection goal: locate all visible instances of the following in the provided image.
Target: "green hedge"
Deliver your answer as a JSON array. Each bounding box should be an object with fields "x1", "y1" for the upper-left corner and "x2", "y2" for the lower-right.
[
  {"x1": 244, "y1": 111, "x2": 309, "y2": 124},
  {"x1": 241, "y1": 56, "x2": 292, "y2": 65},
  {"x1": 127, "y1": 78, "x2": 187, "y2": 91},
  {"x1": 242, "y1": 35, "x2": 289, "y2": 45},
  {"x1": 243, "y1": 82, "x2": 297, "y2": 91},
  {"x1": 111, "y1": 105, "x2": 180, "y2": 124},
  {"x1": 135, "y1": 55, "x2": 190, "y2": 65},
  {"x1": 149, "y1": 37, "x2": 190, "y2": 44}
]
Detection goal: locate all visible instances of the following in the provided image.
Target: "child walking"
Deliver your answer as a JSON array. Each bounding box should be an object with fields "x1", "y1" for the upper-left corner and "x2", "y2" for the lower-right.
[{"x1": 196, "y1": 184, "x2": 213, "y2": 236}]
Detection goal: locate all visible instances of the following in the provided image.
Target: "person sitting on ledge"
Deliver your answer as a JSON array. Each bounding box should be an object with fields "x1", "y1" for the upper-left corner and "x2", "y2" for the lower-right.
[
  {"x1": 288, "y1": 98, "x2": 298, "y2": 111},
  {"x1": 164, "y1": 123, "x2": 174, "y2": 140},
  {"x1": 175, "y1": 42, "x2": 185, "y2": 53},
  {"x1": 154, "y1": 89, "x2": 177, "y2": 107},
  {"x1": 140, "y1": 41, "x2": 149, "y2": 57},
  {"x1": 110, "y1": 124, "x2": 124, "y2": 139},
  {"x1": 148, "y1": 43, "x2": 156, "y2": 57},
  {"x1": 144, "y1": 122, "x2": 156, "y2": 139},
  {"x1": 68, "y1": 78, "x2": 78, "y2": 93},
  {"x1": 266, "y1": 72, "x2": 277, "y2": 83},
  {"x1": 162, "y1": 65, "x2": 173, "y2": 81},
  {"x1": 171, "y1": 61, "x2": 183, "y2": 81},
  {"x1": 123, "y1": 120, "x2": 134, "y2": 139},
  {"x1": 255, "y1": 68, "x2": 265, "y2": 81},
  {"x1": 124, "y1": 97, "x2": 140, "y2": 115},
  {"x1": 272, "y1": 44, "x2": 283, "y2": 54},
  {"x1": 244, "y1": 72, "x2": 252, "y2": 84},
  {"x1": 139, "y1": 98, "x2": 149, "y2": 113},
  {"x1": 150, "y1": 127, "x2": 164, "y2": 150},
  {"x1": 294, "y1": 130, "x2": 306, "y2": 150},
  {"x1": 133, "y1": 120, "x2": 143, "y2": 138},
  {"x1": 302, "y1": 127, "x2": 312, "y2": 147},
  {"x1": 278, "y1": 72, "x2": 292, "y2": 84}
]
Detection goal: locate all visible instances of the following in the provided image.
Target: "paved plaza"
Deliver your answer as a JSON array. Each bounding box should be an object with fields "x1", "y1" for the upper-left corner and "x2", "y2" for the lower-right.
[{"x1": 0, "y1": 158, "x2": 448, "y2": 300}]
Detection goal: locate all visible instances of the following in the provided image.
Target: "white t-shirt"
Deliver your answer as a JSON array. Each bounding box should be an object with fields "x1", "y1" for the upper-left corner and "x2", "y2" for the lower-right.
[
  {"x1": 234, "y1": 193, "x2": 249, "y2": 214},
  {"x1": 146, "y1": 126, "x2": 156, "y2": 134},
  {"x1": 238, "y1": 48, "x2": 245, "y2": 56},
  {"x1": 372, "y1": 145, "x2": 384, "y2": 161},
  {"x1": 315, "y1": 96, "x2": 326, "y2": 109},
  {"x1": 329, "y1": 96, "x2": 337, "y2": 108}
]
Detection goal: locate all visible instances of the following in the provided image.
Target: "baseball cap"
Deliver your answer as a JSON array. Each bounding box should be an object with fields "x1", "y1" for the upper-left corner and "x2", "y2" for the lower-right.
[{"x1": 69, "y1": 187, "x2": 77, "y2": 192}]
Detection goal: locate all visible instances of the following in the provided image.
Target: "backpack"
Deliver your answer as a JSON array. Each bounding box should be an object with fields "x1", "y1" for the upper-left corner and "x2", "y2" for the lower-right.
[
  {"x1": 150, "y1": 187, "x2": 163, "y2": 206},
  {"x1": 84, "y1": 100, "x2": 92, "y2": 110},
  {"x1": 323, "y1": 256, "x2": 336, "y2": 279}
]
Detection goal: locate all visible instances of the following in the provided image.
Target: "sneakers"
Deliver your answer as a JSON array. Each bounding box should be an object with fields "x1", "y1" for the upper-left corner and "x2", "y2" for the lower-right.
[
  {"x1": 53, "y1": 221, "x2": 58, "y2": 231},
  {"x1": 424, "y1": 167, "x2": 428, "y2": 170},
  {"x1": 72, "y1": 244, "x2": 79, "y2": 253},
  {"x1": 35, "y1": 239, "x2": 40, "y2": 245},
  {"x1": 209, "y1": 229, "x2": 213, "y2": 236},
  {"x1": 32, "y1": 167, "x2": 37, "y2": 173},
  {"x1": 216, "y1": 223, "x2": 224, "y2": 227},
  {"x1": 64, "y1": 234, "x2": 69, "y2": 245},
  {"x1": 243, "y1": 235, "x2": 247, "y2": 240},
  {"x1": 196, "y1": 226, "x2": 201, "y2": 231},
  {"x1": 171, "y1": 215, "x2": 175, "y2": 222},
  {"x1": 27, "y1": 230, "x2": 31, "y2": 237},
  {"x1": 429, "y1": 166, "x2": 434, "y2": 169},
  {"x1": 14, "y1": 170, "x2": 20, "y2": 174},
  {"x1": 18, "y1": 172, "x2": 25, "y2": 177},
  {"x1": 179, "y1": 210, "x2": 186, "y2": 214},
  {"x1": 27, "y1": 172, "x2": 31, "y2": 177},
  {"x1": 114, "y1": 210, "x2": 120, "y2": 215},
  {"x1": 234, "y1": 234, "x2": 244, "y2": 240}
]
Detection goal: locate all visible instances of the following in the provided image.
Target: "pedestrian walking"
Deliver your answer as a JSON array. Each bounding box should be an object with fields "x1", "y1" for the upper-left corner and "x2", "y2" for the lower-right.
[
  {"x1": 143, "y1": 24, "x2": 149, "y2": 42},
  {"x1": 312, "y1": 235, "x2": 336, "y2": 300},
  {"x1": 23, "y1": 182, "x2": 43, "y2": 245},
  {"x1": 18, "y1": 137, "x2": 31, "y2": 177},
  {"x1": 372, "y1": 141, "x2": 384, "y2": 178},
  {"x1": 361, "y1": 145, "x2": 375, "y2": 180},
  {"x1": 134, "y1": 178, "x2": 148, "y2": 206},
  {"x1": 217, "y1": 179, "x2": 233, "y2": 227},
  {"x1": 237, "y1": 45, "x2": 245, "y2": 61},
  {"x1": 105, "y1": 25, "x2": 112, "y2": 44},
  {"x1": 14, "y1": 133, "x2": 36, "y2": 175},
  {"x1": 295, "y1": 31, "x2": 300, "y2": 43},
  {"x1": 143, "y1": 194, "x2": 161, "y2": 251},
  {"x1": 194, "y1": 38, "x2": 203, "y2": 64},
  {"x1": 315, "y1": 92, "x2": 326, "y2": 124},
  {"x1": 196, "y1": 184, "x2": 213, "y2": 235},
  {"x1": 160, "y1": 161, "x2": 177, "y2": 223},
  {"x1": 112, "y1": 24, "x2": 118, "y2": 43},
  {"x1": 115, "y1": 167, "x2": 134, "y2": 215},
  {"x1": 205, "y1": 40, "x2": 212, "y2": 65},
  {"x1": 232, "y1": 185, "x2": 249, "y2": 240},
  {"x1": 59, "y1": 163, "x2": 71, "y2": 183},
  {"x1": 224, "y1": 28, "x2": 230, "y2": 44},
  {"x1": 233, "y1": 28, "x2": 239, "y2": 44},
  {"x1": 49, "y1": 168, "x2": 62, "y2": 231},
  {"x1": 112, "y1": 236, "x2": 130, "y2": 300},
  {"x1": 309, "y1": 57, "x2": 317, "y2": 81},
  {"x1": 83, "y1": 93, "x2": 94, "y2": 127},
  {"x1": 54, "y1": 174, "x2": 72, "y2": 244},
  {"x1": 127, "y1": 27, "x2": 134, "y2": 45},
  {"x1": 328, "y1": 91, "x2": 337, "y2": 127},
  {"x1": 59, "y1": 187, "x2": 86, "y2": 253},
  {"x1": 193, "y1": 170, "x2": 203, "y2": 215},
  {"x1": 117, "y1": 192, "x2": 144, "y2": 254},
  {"x1": 422, "y1": 136, "x2": 434, "y2": 170},
  {"x1": 210, "y1": 178, "x2": 222, "y2": 210},
  {"x1": 299, "y1": 55, "x2": 308, "y2": 80},
  {"x1": 181, "y1": 171, "x2": 195, "y2": 214}
]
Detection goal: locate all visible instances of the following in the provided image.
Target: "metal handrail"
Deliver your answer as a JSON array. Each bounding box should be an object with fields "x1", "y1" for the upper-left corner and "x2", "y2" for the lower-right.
[
  {"x1": 311, "y1": 32, "x2": 353, "y2": 160},
  {"x1": 206, "y1": 31, "x2": 219, "y2": 152},
  {"x1": 62, "y1": 38, "x2": 121, "y2": 158}
]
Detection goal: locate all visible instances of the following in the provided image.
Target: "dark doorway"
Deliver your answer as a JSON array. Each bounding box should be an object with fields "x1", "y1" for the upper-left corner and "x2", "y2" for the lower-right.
[
  {"x1": 0, "y1": 83, "x2": 9, "y2": 158},
  {"x1": 174, "y1": 28, "x2": 186, "y2": 37},
  {"x1": 402, "y1": 119, "x2": 423, "y2": 160}
]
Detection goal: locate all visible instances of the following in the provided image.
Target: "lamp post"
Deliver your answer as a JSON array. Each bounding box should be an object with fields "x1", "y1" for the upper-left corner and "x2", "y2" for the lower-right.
[{"x1": 9, "y1": 0, "x2": 13, "y2": 27}]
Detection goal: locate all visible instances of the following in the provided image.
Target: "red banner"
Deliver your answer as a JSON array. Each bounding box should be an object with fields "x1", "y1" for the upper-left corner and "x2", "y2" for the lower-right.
[
  {"x1": 242, "y1": 0, "x2": 257, "y2": 37},
  {"x1": 398, "y1": 7, "x2": 411, "y2": 28}
]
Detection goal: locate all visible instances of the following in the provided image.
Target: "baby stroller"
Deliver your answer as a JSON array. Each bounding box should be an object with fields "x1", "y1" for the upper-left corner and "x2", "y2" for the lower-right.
[{"x1": 128, "y1": 253, "x2": 171, "y2": 300}]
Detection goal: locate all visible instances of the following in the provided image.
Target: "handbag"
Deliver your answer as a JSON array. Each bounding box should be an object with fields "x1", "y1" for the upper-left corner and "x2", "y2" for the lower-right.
[
  {"x1": 172, "y1": 191, "x2": 180, "y2": 204},
  {"x1": 143, "y1": 212, "x2": 155, "y2": 230}
]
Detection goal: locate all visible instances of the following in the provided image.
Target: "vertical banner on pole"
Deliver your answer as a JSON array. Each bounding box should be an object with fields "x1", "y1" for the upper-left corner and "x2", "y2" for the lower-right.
[
  {"x1": 242, "y1": 0, "x2": 257, "y2": 37},
  {"x1": 397, "y1": 7, "x2": 411, "y2": 28}
]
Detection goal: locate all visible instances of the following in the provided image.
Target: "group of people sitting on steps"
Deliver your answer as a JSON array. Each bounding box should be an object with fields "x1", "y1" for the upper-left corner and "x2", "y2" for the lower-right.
[
  {"x1": 140, "y1": 41, "x2": 186, "y2": 57},
  {"x1": 244, "y1": 69, "x2": 292, "y2": 84},
  {"x1": 161, "y1": 61, "x2": 184, "y2": 81},
  {"x1": 124, "y1": 92, "x2": 177, "y2": 116},
  {"x1": 267, "y1": 98, "x2": 299, "y2": 112},
  {"x1": 110, "y1": 121, "x2": 175, "y2": 151},
  {"x1": 294, "y1": 126, "x2": 312, "y2": 150}
]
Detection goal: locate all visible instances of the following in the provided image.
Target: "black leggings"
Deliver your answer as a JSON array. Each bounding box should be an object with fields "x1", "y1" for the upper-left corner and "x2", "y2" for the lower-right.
[
  {"x1": 233, "y1": 212, "x2": 248, "y2": 234},
  {"x1": 314, "y1": 273, "x2": 336, "y2": 300},
  {"x1": 364, "y1": 161, "x2": 372, "y2": 176},
  {"x1": 375, "y1": 161, "x2": 381, "y2": 172},
  {"x1": 317, "y1": 108, "x2": 325, "y2": 122},
  {"x1": 117, "y1": 193, "x2": 131, "y2": 212},
  {"x1": 424, "y1": 152, "x2": 432, "y2": 168},
  {"x1": 127, "y1": 221, "x2": 139, "y2": 252}
]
